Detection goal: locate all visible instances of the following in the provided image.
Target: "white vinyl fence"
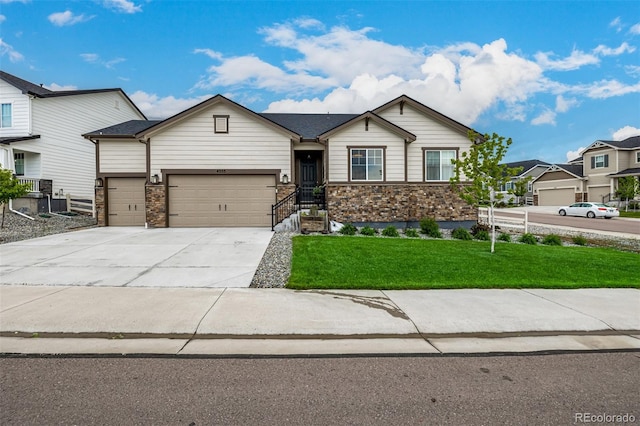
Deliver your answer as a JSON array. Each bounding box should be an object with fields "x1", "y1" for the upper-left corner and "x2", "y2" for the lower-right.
[{"x1": 478, "y1": 207, "x2": 528, "y2": 233}]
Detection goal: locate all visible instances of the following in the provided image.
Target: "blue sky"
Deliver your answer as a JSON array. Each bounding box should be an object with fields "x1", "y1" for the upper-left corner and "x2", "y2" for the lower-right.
[{"x1": 1, "y1": 0, "x2": 639, "y2": 163}]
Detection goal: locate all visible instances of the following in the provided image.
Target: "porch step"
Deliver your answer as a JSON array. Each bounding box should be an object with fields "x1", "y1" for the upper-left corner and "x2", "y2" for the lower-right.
[{"x1": 273, "y1": 212, "x2": 300, "y2": 232}]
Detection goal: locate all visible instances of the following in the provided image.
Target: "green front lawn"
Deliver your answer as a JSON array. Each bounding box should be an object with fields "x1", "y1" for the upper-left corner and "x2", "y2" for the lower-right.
[
  {"x1": 289, "y1": 236, "x2": 640, "y2": 290},
  {"x1": 619, "y1": 211, "x2": 640, "y2": 218}
]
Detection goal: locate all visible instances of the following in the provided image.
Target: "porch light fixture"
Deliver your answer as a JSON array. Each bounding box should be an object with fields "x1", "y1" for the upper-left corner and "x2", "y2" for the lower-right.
[
  {"x1": 282, "y1": 174, "x2": 289, "y2": 184},
  {"x1": 151, "y1": 174, "x2": 159, "y2": 184},
  {"x1": 94, "y1": 178, "x2": 103, "y2": 188}
]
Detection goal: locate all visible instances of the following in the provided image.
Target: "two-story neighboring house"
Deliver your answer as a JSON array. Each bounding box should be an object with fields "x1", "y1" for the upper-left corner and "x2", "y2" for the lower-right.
[
  {"x1": 84, "y1": 94, "x2": 479, "y2": 228},
  {"x1": 498, "y1": 159, "x2": 550, "y2": 205},
  {"x1": 532, "y1": 135, "x2": 640, "y2": 205},
  {"x1": 0, "y1": 71, "x2": 145, "y2": 212}
]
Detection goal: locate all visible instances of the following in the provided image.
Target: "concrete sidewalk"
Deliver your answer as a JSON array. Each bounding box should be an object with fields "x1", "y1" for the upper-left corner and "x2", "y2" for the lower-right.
[{"x1": 1, "y1": 286, "x2": 638, "y2": 356}]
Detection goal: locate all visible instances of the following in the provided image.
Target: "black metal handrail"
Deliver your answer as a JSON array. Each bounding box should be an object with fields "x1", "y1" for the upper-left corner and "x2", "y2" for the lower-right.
[
  {"x1": 271, "y1": 186, "x2": 327, "y2": 230},
  {"x1": 272, "y1": 187, "x2": 299, "y2": 230}
]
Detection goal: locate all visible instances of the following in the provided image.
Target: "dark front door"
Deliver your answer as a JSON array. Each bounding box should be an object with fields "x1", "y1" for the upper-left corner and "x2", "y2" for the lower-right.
[{"x1": 300, "y1": 158, "x2": 317, "y2": 203}]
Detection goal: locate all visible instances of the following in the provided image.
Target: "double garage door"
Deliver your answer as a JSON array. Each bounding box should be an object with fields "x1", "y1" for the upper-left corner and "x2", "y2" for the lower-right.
[
  {"x1": 106, "y1": 175, "x2": 275, "y2": 227},
  {"x1": 168, "y1": 175, "x2": 275, "y2": 227},
  {"x1": 537, "y1": 188, "x2": 575, "y2": 206}
]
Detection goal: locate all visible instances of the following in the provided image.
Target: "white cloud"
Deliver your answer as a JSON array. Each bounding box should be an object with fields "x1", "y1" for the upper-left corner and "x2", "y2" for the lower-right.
[
  {"x1": 534, "y1": 49, "x2": 599, "y2": 71},
  {"x1": 192, "y1": 20, "x2": 639, "y2": 126},
  {"x1": 0, "y1": 15, "x2": 6, "y2": 23},
  {"x1": 45, "y1": 83, "x2": 78, "y2": 91},
  {"x1": 0, "y1": 0, "x2": 30, "y2": 3},
  {"x1": 194, "y1": 48, "x2": 223, "y2": 60},
  {"x1": 566, "y1": 147, "x2": 585, "y2": 162},
  {"x1": 574, "y1": 79, "x2": 640, "y2": 99},
  {"x1": 129, "y1": 91, "x2": 211, "y2": 119},
  {"x1": 0, "y1": 38, "x2": 24, "y2": 62},
  {"x1": 48, "y1": 10, "x2": 94, "y2": 26},
  {"x1": 102, "y1": 0, "x2": 141, "y2": 14},
  {"x1": 593, "y1": 42, "x2": 635, "y2": 56},
  {"x1": 555, "y1": 95, "x2": 579, "y2": 113},
  {"x1": 196, "y1": 54, "x2": 337, "y2": 94},
  {"x1": 609, "y1": 17, "x2": 623, "y2": 32},
  {"x1": 630, "y1": 23, "x2": 640, "y2": 35},
  {"x1": 612, "y1": 126, "x2": 640, "y2": 141},
  {"x1": 80, "y1": 53, "x2": 125, "y2": 69},
  {"x1": 267, "y1": 38, "x2": 545, "y2": 125},
  {"x1": 531, "y1": 109, "x2": 556, "y2": 126}
]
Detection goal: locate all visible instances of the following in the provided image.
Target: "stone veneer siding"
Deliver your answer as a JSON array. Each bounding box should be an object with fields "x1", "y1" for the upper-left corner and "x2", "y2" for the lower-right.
[
  {"x1": 327, "y1": 183, "x2": 476, "y2": 223},
  {"x1": 95, "y1": 186, "x2": 106, "y2": 226},
  {"x1": 146, "y1": 183, "x2": 166, "y2": 228},
  {"x1": 276, "y1": 184, "x2": 296, "y2": 203}
]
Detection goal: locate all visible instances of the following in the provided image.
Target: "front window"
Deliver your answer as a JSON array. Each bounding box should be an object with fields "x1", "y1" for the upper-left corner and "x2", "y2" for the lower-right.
[
  {"x1": 1, "y1": 103, "x2": 12, "y2": 128},
  {"x1": 593, "y1": 154, "x2": 608, "y2": 169},
  {"x1": 14, "y1": 153, "x2": 24, "y2": 175},
  {"x1": 636, "y1": 152, "x2": 640, "y2": 163},
  {"x1": 425, "y1": 150, "x2": 456, "y2": 181},
  {"x1": 351, "y1": 148, "x2": 383, "y2": 181}
]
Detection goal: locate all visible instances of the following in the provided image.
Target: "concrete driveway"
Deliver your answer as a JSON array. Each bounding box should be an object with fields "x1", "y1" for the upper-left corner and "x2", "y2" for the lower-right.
[{"x1": 0, "y1": 227, "x2": 273, "y2": 288}]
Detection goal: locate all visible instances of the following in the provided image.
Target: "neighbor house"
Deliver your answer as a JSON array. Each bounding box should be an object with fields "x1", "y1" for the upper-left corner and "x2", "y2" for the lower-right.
[
  {"x1": 498, "y1": 159, "x2": 550, "y2": 205},
  {"x1": 84, "y1": 94, "x2": 479, "y2": 228},
  {"x1": 532, "y1": 135, "x2": 640, "y2": 205},
  {"x1": 0, "y1": 71, "x2": 145, "y2": 212}
]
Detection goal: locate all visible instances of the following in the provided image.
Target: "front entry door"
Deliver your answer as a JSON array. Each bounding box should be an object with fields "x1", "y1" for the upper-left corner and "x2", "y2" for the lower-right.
[{"x1": 300, "y1": 158, "x2": 317, "y2": 203}]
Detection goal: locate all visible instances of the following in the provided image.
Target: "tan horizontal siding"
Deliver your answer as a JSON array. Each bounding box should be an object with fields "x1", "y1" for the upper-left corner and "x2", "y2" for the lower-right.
[{"x1": 100, "y1": 140, "x2": 146, "y2": 173}]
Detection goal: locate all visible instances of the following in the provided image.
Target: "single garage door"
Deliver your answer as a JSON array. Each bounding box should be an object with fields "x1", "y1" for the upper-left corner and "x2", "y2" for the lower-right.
[
  {"x1": 168, "y1": 175, "x2": 275, "y2": 227},
  {"x1": 588, "y1": 187, "x2": 609, "y2": 203},
  {"x1": 538, "y1": 188, "x2": 575, "y2": 206},
  {"x1": 107, "y1": 177, "x2": 146, "y2": 226}
]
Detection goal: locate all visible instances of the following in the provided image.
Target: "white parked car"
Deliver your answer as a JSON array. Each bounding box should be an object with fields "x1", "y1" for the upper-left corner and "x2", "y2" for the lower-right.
[{"x1": 558, "y1": 202, "x2": 620, "y2": 219}]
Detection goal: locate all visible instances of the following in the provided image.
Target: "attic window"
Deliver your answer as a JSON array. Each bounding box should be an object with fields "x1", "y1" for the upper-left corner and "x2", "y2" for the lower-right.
[{"x1": 213, "y1": 115, "x2": 229, "y2": 133}]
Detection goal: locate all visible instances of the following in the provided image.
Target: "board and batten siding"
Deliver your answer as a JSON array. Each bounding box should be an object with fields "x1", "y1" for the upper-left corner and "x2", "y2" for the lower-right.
[
  {"x1": 0, "y1": 80, "x2": 31, "y2": 136},
  {"x1": 27, "y1": 92, "x2": 144, "y2": 199},
  {"x1": 149, "y1": 104, "x2": 291, "y2": 179},
  {"x1": 377, "y1": 104, "x2": 472, "y2": 182},
  {"x1": 328, "y1": 119, "x2": 406, "y2": 182},
  {"x1": 99, "y1": 140, "x2": 146, "y2": 173}
]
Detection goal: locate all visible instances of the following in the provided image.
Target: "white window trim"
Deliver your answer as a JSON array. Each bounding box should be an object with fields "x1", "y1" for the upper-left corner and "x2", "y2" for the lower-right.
[
  {"x1": 1, "y1": 103, "x2": 12, "y2": 128},
  {"x1": 594, "y1": 154, "x2": 606, "y2": 169},
  {"x1": 350, "y1": 148, "x2": 384, "y2": 182},
  {"x1": 424, "y1": 149, "x2": 457, "y2": 182},
  {"x1": 636, "y1": 152, "x2": 640, "y2": 163}
]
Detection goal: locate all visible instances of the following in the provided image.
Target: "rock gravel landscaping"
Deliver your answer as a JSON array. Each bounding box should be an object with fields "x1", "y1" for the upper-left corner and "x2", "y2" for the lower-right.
[{"x1": 0, "y1": 211, "x2": 97, "y2": 245}]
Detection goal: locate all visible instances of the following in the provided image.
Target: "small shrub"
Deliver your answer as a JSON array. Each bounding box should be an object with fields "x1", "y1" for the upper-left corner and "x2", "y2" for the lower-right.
[
  {"x1": 474, "y1": 230, "x2": 490, "y2": 241},
  {"x1": 498, "y1": 233, "x2": 511, "y2": 242},
  {"x1": 542, "y1": 234, "x2": 562, "y2": 246},
  {"x1": 404, "y1": 228, "x2": 420, "y2": 238},
  {"x1": 451, "y1": 227, "x2": 472, "y2": 240},
  {"x1": 382, "y1": 225, "x2": 400, "y2": 237},
  {"x1": 339, "y1": 223, "x2": 357, "y2": 236},
  {"x1": 470, "y1": 223, "x2": 490, "y2": 236},
  {"x1": 360, "y1": 226, "x2": 378, "y2": 236},
  {"x1": 519, "y1": 233, "x2": 538, "y2": 245},
  {"x1": 572, "y1": 235, "x2": 588, "y2": 246},
  {"x1": 419, "y1": 217, "x2": 442, "y2": 238}
]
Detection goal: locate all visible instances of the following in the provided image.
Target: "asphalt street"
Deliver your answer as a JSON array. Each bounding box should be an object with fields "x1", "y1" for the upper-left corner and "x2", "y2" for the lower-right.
[{"x1": 2, "y1": 353, "x2": 638, "y2": 425}]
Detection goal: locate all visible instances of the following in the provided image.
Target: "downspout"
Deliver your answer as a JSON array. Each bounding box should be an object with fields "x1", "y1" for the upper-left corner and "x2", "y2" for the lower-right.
[{"x1": 8, "y1": 199, "x2": 34, "y2": 220}]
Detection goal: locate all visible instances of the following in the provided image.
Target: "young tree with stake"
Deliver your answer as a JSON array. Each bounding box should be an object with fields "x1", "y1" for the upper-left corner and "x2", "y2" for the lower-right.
[{"x1": 450, "y1": 131, "x2": 522, "y2": 253}]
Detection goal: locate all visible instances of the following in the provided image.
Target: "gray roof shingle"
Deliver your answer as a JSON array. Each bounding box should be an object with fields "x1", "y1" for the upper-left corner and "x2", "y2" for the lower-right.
[
  {"x1": 83, "y1": 120, "x2": 162, "y2": 138},
  {"x1": 259, "y1": 113, "x2": 358, "y2": 139}
]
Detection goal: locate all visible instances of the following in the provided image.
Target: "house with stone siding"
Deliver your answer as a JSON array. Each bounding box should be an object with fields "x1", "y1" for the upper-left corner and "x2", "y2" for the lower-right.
[
  {"x1": 84, "y1": 94, "x2": 478, "y2": 228},
  {"x1": 532, "y1": 136, "x2": 640, "y2": 206}
]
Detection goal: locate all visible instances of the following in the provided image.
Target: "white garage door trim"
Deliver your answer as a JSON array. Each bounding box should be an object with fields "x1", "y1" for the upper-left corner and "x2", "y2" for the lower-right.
[{"x1": 167, "y1": 173, "x2": 277, "y2": 227}]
